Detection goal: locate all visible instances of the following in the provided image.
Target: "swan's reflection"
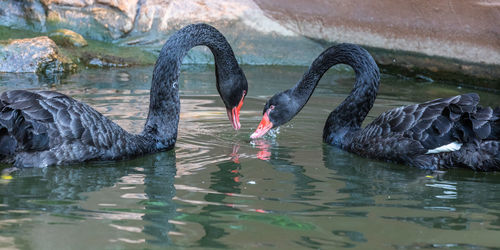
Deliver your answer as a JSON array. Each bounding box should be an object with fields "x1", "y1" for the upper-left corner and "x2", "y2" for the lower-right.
[
  {"x1": 173, "y1": 142, "x2": 284, "y2": 247},
  {"x1": 230, "y1": 144, "x2": 240, "y2": 164},
  {"x1": 0, "y1": 152, "x2": 178, "y2": 247},
  {"x1": 321, "y1": 144, "x2": 500, "y2": 232},
  {"x1": 246, "y1": 140, "x2": 500, "y2": 246},
  {"x1": 199, "y1": 152, "x2": 243, "y2": 248},
  {"x1": 141, "y1": 152, "x2": 178, "y2": 245},
  {"x1": 247, "y1": 139, "x2": 367, "y2": 248},
  {"x1": 250, "y1": 138, "x2": 323, "y2": 201},
  {"x1": 250, "y1": 139, "x2": 272, "y2": 160},
  {"x1": 321, "y1": 145, "x2": 457, "y2": 204}
]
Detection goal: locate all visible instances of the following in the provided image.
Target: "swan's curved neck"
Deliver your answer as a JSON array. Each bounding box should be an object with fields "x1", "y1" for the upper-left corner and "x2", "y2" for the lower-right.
[
  {"x1": 142, "y1": 24, "x2": 240, "y2": 150},
  {"x1": 290, "y1": 44, "x2": 380, "y2": 145}
]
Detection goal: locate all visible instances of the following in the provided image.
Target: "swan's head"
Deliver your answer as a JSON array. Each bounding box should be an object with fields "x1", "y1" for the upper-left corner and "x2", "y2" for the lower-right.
[
  {"x1": 251, "y1": 91, "x2": 296, "y2": 139},
  {"x1": 218, "y1": 70, "x2": 248, "y2": 130}
]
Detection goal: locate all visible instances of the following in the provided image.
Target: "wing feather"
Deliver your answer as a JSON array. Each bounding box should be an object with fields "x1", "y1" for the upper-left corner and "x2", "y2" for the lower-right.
[
  {"x1": 362, "y1": 93, "x2": 493, "y2": 153},
  {"x1": 0, "y1": 90, "x2": 119, "y2": 159}
]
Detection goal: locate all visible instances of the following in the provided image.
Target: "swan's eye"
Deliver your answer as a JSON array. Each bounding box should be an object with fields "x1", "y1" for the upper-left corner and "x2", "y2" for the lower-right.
[{"x1": 269, "y1": 105, "x2": 275, "y2": 110}]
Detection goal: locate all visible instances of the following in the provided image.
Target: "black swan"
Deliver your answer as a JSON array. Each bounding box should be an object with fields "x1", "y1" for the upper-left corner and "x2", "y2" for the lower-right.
[
  {"x1": 0, "y1": 23, "x2": 248, "y2": 168},
  {"x1": 251, "y1": 43, "x2": 499, "y2": 171}
]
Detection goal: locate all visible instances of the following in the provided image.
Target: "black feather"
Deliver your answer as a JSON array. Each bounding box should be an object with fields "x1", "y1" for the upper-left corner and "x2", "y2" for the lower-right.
[{"x1": 0, "y1": 128, "x2": 16, "y2": 158}]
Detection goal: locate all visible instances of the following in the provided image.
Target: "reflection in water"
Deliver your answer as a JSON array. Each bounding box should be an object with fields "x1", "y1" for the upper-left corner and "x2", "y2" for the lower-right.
[
  {"x1": 240, "y1": 140, "x2": 500, "y2": 248},
  {"x1": 323, "y1": 145, "x2": 424, "y2": 208},
  {"x1": 230, "y1": 144, "x2": 240, "y2": 164},
  {"x1": 141, "y1": 152, "x2": 178, "y2": 246},
  {"x1": 322, "y1": 145, "x2": 500, "y2": 240},
  {"x1": 251, "y1": 139, "x2": 272, "y2": 161},
  {"x1": 254, "y1": 138, "x2": 323, "y2": 202},
  {"x1": 0, "y1": 152, "x2": 178, "y2": 247},
  {"x1": 248, "y1": 139, "x2": 369, "y2": 248},
  {"x1": 199, "y1": 158, "x2": 243, "y2": 248}
]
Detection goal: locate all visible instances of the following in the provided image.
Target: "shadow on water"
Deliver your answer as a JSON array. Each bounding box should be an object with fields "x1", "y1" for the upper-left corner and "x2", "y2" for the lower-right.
[{"x1": 0, "y1": 151, "x2": 179, "y2": 247}]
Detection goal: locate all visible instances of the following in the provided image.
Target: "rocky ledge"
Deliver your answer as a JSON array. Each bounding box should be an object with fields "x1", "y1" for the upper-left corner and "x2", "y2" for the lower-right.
[
  {"x1": 0, "y1": 36, "x2": 75, "y2": 74},
  {"x1": 0, "y1": 0, "x2": 498, "y2": 89}
]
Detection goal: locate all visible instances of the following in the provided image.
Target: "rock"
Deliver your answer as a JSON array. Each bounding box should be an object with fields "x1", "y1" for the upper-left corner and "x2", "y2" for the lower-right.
[
  {"x1": 133, "y1": 0, "x2": 294, "y2": 36},
  {"x1": 96, "y1": 0, "x2": 138, "y2": 20},
  {"x1": 0, "y1": 1, "x2": 26, "y2": 28},
  {"x1": 253, "y1": 0, "x2": 500, "y2": 66},
  {"x1": 49, "y1": 29, "x2": 88, "y2": 47},
  {"x1": 125, "y1": 0, "x2": 322, "y2": 65},
  {"x1": 41, "y1": 0, "x2": 138, "y2": 40},
  {"x1": 0, "y1": 0, "x2": 46, "y2": 32},
  {"x1": 0, "y1": 36, "x2": 76, "y2": 74},
  {"x1": 1, "y1": 0, "x2": 499, "y2": 87}
]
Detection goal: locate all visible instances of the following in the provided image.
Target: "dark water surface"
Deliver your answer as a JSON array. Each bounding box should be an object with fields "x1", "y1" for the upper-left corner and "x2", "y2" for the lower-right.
[{"x1": 1, "y1": 65, "x2": 499, "y2": 249}]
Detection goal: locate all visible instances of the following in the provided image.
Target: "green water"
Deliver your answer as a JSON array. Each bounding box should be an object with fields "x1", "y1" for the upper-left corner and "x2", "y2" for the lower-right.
[{"x1": 0, "y1": 65, "x2": 499, "y2": 249}]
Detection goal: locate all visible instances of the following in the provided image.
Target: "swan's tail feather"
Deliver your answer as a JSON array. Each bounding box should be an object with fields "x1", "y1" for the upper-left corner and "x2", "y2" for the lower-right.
[
  {"x1": 449, "y1": 103, "x2": 499, "y2": 144},
  {"x1": 0, "y1": 102, "x2": 16, "y2": 161},
  {"x1": 0, "y1": 128, "x2": 16, "y2": 161},
  {"x1": 449, "y1": 105, "x2": 500, "y2": 171},
  {"x1": 0, "y1": 105, "x2": 50, "y2": 162},
  {"x1": 469, "y1": 106, "x2": 493, "y2": 140},
  {"x1": 0, "y1": 109, "x2": 19, "y2": 161},
  {"x1": 491, "y1": 107, "x2": 500, "y2": 140},
  {"x1": 450, "y1": 141, "x2": 500, "y2": 171},
  {"x1": 484, "y1": 141, "x2": 500, "y2": 171}
]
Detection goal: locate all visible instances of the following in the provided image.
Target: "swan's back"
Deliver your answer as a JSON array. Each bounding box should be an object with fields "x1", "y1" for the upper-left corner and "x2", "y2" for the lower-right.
[
  {"x1": 344, "y1": 93, "x2": 500, "y2": 170},
  {"x1": 0, "y1": 90, "x2": 142, "y2": 167}
]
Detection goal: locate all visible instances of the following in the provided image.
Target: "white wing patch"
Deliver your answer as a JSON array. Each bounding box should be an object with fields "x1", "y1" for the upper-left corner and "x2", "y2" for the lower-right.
[{"x1": 425, "y1": 142, "x2": 463, "y2": 154}]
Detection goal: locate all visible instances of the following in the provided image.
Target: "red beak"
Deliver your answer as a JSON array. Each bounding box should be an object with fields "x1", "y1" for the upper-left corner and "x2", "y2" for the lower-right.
[
  {"x1": 250, "y1": 111, "x2": 273, "y2": 139},
  {"x1": 227, "y1": 94, "x2": 245, "y2": 130}
]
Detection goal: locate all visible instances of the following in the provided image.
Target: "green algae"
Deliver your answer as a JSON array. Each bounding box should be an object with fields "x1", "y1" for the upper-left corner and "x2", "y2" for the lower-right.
[
  {"x1": 0, "y1": 26, "x2": 43, "y2": 40},
  {"x1": 61, "y1": 39, "x2": 157, "y2": 67}
]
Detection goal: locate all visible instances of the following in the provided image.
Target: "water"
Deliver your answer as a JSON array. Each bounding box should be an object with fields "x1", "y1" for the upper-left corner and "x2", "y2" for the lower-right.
[{"x1": 1, "y1": 65, "x2": 499, "y2": 249}]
